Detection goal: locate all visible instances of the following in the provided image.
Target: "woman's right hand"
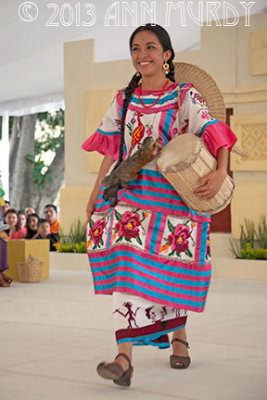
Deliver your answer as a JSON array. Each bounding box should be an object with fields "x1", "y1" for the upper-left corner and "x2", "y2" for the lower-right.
[{"x1": 86, "y1": 199, "x2": 96, "y2": 221}]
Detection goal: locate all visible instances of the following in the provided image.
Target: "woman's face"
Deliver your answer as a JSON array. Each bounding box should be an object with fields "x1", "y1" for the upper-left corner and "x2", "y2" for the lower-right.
[
  {"x1": 131, "y1": 30, "x2": 171, "y2": 78},
  {"x1": 6, "y1": 212, "x2": 17, "y2": 228},
  {"x1": 18, "y1": 214, "x2": 26, "y2": 228},
  {"x1": 29, "y1": 216, "x2": 38, "y2": 231}
]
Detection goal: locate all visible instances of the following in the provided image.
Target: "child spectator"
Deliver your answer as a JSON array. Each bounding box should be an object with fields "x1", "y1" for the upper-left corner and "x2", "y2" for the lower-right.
[
  {"x1": 35, "y1": 219, "x2": 57, "y2": 251},
  {"x1": 25, "y1": 213, "x2": 39, "y2": 239},
  {"x1": 5, "y1": 208, "x2": 26, "y2": 239},
  {"x1": 0, "y1": 220, "x2": 12, "y2": 287},
  {"x1": 44, "y1": 204, "x2": 60, "y2": 234},
  {"x1": 17, "y1": 211, "x2": 26, "y2": 231}
]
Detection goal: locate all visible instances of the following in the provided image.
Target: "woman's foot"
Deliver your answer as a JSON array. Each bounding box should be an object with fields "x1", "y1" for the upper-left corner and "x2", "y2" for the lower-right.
[
  {"x1": 170, "y1": 328, "x2": 191, "y2": 369},
  {"x1": 2, "y1": 273, "x2": 12, "y2": 285},
  {"x1": 97, "y1": 353, "x2": 133, "y2": 387},
  {"x1": 0, "y1": 274, "x2": 10, "y2": 287}
]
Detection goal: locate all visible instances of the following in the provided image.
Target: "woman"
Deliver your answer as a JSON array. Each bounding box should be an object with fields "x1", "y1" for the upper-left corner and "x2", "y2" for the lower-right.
[
  {"x1": 25, "y1": 213, "x2": 39, "y2": 239},
  {"x1": 0, "y1": 220, "x2": 12, "y2": 287},
  {"x1": 83, "y1": 24, "x2": 236, "y2": 387}
]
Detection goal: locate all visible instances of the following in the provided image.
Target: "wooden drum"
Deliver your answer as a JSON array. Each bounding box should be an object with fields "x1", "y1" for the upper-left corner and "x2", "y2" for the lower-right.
[{"x1": 157, "y1": 133, "x2": 234, "y2": 215}]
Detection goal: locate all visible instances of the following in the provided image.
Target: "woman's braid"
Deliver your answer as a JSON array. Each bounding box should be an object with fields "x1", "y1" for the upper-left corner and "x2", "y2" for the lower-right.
[{"x1": 118, "y1": 73, "x2": 141, "y2": 164}]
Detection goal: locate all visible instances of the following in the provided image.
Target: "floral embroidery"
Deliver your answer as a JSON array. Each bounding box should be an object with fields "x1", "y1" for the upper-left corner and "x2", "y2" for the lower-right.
[
  {"x1": 190, "y1": 90, "x2": 206, "y2": 107},
  {"x1": 116, "y1": 211, "x2": 141, "y2": 239},
  {"x1": 160, "y1": 218, "x2": 197, "y2": 259},
  {"x1": 113, "y1": 208, "x2": 148, "y2": 246},
  {"x1": 87, "y1": 218, "x2": 107, "y2": 250},
  {"x1": 201, "y1": 109, "x2": 214, "y2": 120},
  {"x1": 206, "y1": 226, "x2": 211, "y2": 262},
  {"x1": 168, "y1": 224, "x2": 191, "y2": 254}
]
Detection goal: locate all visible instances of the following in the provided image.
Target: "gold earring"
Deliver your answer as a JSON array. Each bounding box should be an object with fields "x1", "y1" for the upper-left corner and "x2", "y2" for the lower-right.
[
  {"x1": 163, "y1": 62, "x2": 170, "y2": 75},
  {"x1": 136, "y1": 71, "x2": 141, "y2": 77}
]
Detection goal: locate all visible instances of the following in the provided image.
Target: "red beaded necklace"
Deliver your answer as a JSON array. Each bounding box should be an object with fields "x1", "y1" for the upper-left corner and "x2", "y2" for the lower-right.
[{"x1": 137, "y1": 79, "x2": 170, "y2": 108}]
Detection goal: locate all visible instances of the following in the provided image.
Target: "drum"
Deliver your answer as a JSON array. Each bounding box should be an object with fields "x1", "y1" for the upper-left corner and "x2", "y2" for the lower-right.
[{"x1": 157, "y1": 133, "x2": 234, "y2": 215}]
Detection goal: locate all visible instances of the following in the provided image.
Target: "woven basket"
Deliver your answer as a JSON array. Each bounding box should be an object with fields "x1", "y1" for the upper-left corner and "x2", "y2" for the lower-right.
[{"x1": 17, "y1": 256, "x2": 43, "y2": 283}]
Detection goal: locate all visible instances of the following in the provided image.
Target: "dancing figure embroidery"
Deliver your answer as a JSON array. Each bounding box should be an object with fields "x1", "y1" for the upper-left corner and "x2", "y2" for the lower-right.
[{"x1": 113, "y1": 301, "x2": 140, "y2": 328}]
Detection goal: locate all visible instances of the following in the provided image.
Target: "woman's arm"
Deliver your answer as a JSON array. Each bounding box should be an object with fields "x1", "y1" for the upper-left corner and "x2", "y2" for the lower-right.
[
  {"x1": 193, "y1": 147, "x2": 228, "y2": 201},
  {"x1": 86, "y1": 155, "x2": 115, "y2": 219}
]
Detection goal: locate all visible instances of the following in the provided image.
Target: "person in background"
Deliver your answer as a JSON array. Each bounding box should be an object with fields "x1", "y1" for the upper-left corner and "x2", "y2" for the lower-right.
[
  {"x1": 1, "y1": 200, "x2": 10, "y2": 221},
  {"x1": 44, "y1": 204, "x2": 60, "y2": 235},
  {"x1": 16, "y1": 211, "x2": 26, "y2": 232},
  {"x1": 25, "y1": 213, "x2": 39, "y2": 239},
  {"x1": 5, "y1": 208, "x2": 26, "y2": 239},
  {"x1": 0, "y1": 220, "x2": 12, "y2": 287},
  {"x1": 25, "y1": 206, "x2": 36, "y2": 218},
  {"x1": 35, "y1": 218, "x2": 57, "y2": 251}
]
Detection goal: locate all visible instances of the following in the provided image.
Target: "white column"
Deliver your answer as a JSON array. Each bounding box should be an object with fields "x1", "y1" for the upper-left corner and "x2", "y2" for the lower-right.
[{"x1": 1, "y1": 115, "x2": 9, "y2": 200}]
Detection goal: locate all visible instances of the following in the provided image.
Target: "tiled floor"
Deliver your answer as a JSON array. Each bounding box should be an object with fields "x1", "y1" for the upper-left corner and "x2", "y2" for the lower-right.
[{"x1": 1, "y1": 270, "x2": 267, "y2": 400}]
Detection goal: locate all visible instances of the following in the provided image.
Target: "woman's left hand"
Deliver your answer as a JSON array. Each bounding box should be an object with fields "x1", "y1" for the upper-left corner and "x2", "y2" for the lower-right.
[{"x1": 193, "y1": 169, "x2": 227, "y2": 200}]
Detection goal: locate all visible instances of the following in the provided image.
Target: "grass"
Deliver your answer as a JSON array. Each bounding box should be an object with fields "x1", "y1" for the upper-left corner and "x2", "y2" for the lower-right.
[
  {"x1": 57, "y1": 219, "x2": 87, "y2": 253},
  {"x1": 230, "y1": 216, "x2": 267, "y2": 259}
]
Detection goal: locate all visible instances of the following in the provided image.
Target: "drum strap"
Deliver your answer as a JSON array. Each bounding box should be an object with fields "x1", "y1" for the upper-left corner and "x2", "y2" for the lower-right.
[{"x1": 177, "y1": 85, "x2": 182, "y2": 136}]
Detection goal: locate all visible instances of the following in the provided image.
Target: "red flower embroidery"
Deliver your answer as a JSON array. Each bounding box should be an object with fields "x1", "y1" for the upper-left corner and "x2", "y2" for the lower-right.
[
  {"x1": 168, "y1": 224, "x2": 190, "y2": 253},
  {"x1": 116, "y1": 211, "x2": 141, "y2": 239},
  {"x1": 90, "y1": 219, "x2": 106, "y2": 245}
]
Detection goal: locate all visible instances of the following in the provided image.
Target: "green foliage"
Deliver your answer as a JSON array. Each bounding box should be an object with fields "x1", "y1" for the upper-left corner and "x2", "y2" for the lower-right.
[
  {"x1": 230, "y1": 216, "x2": 267, "y2": 259},
  {"x1": 57, "y1": 219, "x2": 87, "y2": 253},
  {"x1": 25, "y1": 109, "x2": 64, "y2": 190},
  {"x1": 240, "y1": 244, "x2": 267, "y2": 260}
]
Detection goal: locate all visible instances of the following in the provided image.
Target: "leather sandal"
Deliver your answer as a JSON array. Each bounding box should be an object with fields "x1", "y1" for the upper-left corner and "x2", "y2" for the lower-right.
[
  {"x1": 170, "y1": 338, "x2": 191, "y2": 369},
  {"x1": 96, "y1": 353, "x2": 133, "y2": 387}
]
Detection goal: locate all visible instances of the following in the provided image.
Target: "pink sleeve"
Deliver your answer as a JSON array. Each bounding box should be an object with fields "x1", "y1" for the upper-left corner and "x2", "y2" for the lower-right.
[
  {"x1": 82, "y1": 130, "x2": 121, "y2": 160},
  {"x1": 181, "y1": 84, "x2": 237, "y2": 157},
  {"x1": 82, "y1": 93, "x2": 121, "y2": 160},
  {"x1": 201, "y1": 121, "x2": 237, "y2": 157}
]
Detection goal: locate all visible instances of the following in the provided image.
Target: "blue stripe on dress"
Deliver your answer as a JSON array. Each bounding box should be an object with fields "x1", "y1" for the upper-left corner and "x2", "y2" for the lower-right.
[
  {"x1": 93, "y1": 271, "x2": 208, "y2": 296},
  {"x1": 117, "y1": 324, "x2": 186, "y2": 345},
  {"x1": 97, "y1": 128, "x2": 120, "y2": 136},
  {"x1": 121, "y1": 192, "x2": 200, "y2": 214},
  {"x1": 91, "y1": 252, "x2": 211, "y2": 278},
  {"x1": 163, "y1": 108, "x2": 175, "y2": 146},
  {"x1": 131, "y1": 92, "x2": 178, "y2": 106},
  {"x1": 106, "y1": 208, "x2": 113, "y2": 250},
  {"x1": 92, "y1": 260, "x2": 210, "y2": 284},
  {"x1": 199, "y1": 222, "x2": 209, "y2": 266},
  {"x1": 94, "y1": 281, "x2": 206, "y2": 308},
  {"x1": 150, "y1": 212, "x2": 163, "y2": 254},
  {"x1": 199, "y1": 120, "x2": 218, "y2": 137}
]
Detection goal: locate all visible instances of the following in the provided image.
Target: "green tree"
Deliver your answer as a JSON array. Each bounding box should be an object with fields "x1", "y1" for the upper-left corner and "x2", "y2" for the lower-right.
[{"x1": 9, "y1": 110, "x2": 65, "y2": 215}]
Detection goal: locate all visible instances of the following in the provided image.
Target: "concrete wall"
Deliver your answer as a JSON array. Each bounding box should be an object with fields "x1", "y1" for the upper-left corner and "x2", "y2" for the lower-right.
[{"x1": 62, "y1": 14, "x2": 267, "y2": 237}]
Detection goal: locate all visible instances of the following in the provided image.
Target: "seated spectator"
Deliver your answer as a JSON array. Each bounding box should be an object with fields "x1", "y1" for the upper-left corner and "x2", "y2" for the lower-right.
[
  {"x1": 5, "y1": 208, "x2": 26, "y2": 239},
  {"x1": 25, "y1": 213, "x2": 40, "y2": 239},
  {"x1": 35, "y1": 219, "x2": 58, "y2": 251},
  {"x1": 1, "y1": 200, "x2": 10, "y2": 221},
  {"x1": 25, "y1": 206, "x2": 36, "y2": 218},
  {"x1": 17, "y1": 211, "x2": 26, "y2": 230},
  {"x1": 44, "y1": 204, "x2": 60, "y2": 234},
  {"x1": 0, "y1": 220, "x2": 12, "y2": 287}
]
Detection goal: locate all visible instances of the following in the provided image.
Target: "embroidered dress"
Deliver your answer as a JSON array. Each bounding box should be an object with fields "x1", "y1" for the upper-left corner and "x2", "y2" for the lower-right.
[{"x1": 82, "y1": 82, "x2": 236, "y2": 346}]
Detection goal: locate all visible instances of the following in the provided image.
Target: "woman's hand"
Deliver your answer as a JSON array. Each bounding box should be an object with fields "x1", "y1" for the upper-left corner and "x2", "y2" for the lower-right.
[
  {"x1": 193, "y1": 169, "x2": 227, "y2": 200},
  {"x1": 86, "y1": 198, "x2": 96, "y2": 221}
]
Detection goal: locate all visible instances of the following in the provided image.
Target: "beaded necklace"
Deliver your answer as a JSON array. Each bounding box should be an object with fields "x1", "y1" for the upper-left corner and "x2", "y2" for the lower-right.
[{"x1": 137, "y1": 79, "x2": 170, "y2": 108}]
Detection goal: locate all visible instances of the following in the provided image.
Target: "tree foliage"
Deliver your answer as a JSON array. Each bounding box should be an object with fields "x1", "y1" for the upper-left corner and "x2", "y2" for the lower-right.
[{"x1": 9, "y1": 109, "x2": 65, "y2": 215}]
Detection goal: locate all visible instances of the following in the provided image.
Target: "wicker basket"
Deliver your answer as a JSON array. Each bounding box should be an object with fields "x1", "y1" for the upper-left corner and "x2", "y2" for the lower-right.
[{"x1": 17, "y1": 256, "x2": 43, "y2": 283}]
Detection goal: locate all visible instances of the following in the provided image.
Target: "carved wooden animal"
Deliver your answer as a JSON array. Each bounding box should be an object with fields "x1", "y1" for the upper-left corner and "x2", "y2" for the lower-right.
[{"x1": 102, "y1": 137, "x2": 159, "y2": 188}]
